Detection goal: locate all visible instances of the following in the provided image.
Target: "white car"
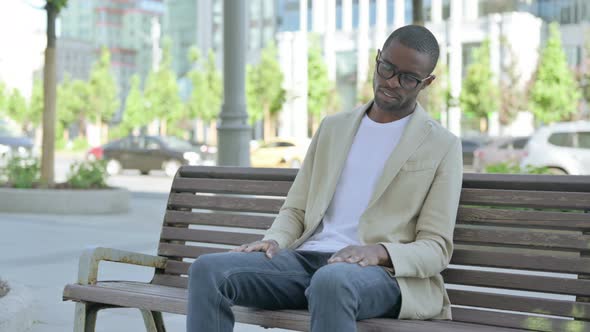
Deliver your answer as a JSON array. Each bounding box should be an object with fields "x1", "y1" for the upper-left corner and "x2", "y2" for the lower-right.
[{"x1": 521, "y1": 121, "x2": 590, "y2": 175}]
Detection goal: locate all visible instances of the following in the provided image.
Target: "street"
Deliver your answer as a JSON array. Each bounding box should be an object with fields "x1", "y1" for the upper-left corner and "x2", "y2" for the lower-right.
[{"x1": 0, "y1": 193, "x2": 292, "y2": 332}]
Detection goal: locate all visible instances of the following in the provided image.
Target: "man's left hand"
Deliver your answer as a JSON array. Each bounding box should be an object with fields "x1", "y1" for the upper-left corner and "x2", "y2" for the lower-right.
[{"x1": 328, "y1": 244, "x2": 391, "y2": 267}]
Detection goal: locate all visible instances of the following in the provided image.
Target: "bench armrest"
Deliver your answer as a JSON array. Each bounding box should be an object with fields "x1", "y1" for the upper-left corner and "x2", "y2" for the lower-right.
[{"x1": 77, "y1": 247, "x2": 168, "y2": 285}]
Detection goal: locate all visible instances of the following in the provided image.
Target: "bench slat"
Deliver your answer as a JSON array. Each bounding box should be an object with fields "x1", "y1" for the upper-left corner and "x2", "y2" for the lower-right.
[
  {"x1": 158, "y1": 243, "x2": 226, "y2": 259},
  {"x1": 457, "y1": 207, "x2": 590, "y2": 231},
  {"x1": 178, "y1": 166, "x2": 298, "y2": 181},
  {"x1": 460, "y1": 188, "x2": 590, "y2": 210},
  {"x1": 168, "y1": 193, "x2": 284, "y2": 214},
  {"x1": 448, "y1": 289, "x2": 590, "y2": 320},
  {"x1": 160, "y1": 227, "x2": 262, "y2": 246},
  {"x1": 451, "y1": 249, "x2": 590, "y2": 274},
  {"x1": 442, "y1": 268, "x2": 590, "y2": 297},
  {"x1": 164, "y1": 211, "x2": 274, "y2": 229},
  {"x1": 454, "y1": 227, "x2": 589, "y2": 251},
  {"x1": 451, "y1": 307, "x2": 589, "y2": 332},
  {"x1": 152, "y1": 274, "x2": 188, "y2": 288},
  {"x1": 171, "y1": 177, "x2": 292, "y2": 196},
  {"x1": 164, "y1": 260, "x2": 590, "y2": 302},
  {"x1": 462, "y1": 173, "x2": 590, "y2": 193}
]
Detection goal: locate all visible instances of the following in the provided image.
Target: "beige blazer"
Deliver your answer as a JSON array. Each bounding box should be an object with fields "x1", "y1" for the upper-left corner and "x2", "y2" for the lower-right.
[{"x1": 262, "y1": 101, "x2": 463, "y2": 320}]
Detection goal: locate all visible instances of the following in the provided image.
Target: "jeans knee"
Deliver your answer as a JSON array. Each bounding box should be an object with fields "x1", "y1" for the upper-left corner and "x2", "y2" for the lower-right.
[
  {"x1": 307, "y1": 264, "x2": 358, "y2": 302},
  {"x1": 188, "y1": 253, "x2": 226, "y2": 282}
]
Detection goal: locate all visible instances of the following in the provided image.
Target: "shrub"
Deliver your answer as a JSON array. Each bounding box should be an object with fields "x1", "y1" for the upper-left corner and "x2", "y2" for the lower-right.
[
  {"x1": 484, "y1": 162, "x2": 552, "y2": 175},
  {"x1": 0, "y1": 156, "x2": 40, "y2": 188},
  {"x1": 66, "y1": 160, "x2": 109, "y2": 189}
]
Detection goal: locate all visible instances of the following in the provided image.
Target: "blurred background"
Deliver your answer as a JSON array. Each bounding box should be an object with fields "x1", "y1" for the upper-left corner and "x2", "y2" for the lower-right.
[
  {"x1": 1, "y1": 1, "x2": 590, "y2": 331},
  {"x1": 1, "y1": 0, "x2": 589, "y2": 185}
]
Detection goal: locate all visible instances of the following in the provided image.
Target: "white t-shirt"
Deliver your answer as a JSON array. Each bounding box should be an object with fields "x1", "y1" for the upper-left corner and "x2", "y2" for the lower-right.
[{"x1": 297, "y1": 112, "x2": 411, "y2": 252}]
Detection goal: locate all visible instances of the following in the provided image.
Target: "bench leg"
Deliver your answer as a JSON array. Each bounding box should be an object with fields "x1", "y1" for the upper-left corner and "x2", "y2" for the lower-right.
[
  {"x1": 140, "y1": 310, "x2": 166, "y2": 332},
  {"x1": 74, "y1": 303, "x2": 101, "y2": 332}
]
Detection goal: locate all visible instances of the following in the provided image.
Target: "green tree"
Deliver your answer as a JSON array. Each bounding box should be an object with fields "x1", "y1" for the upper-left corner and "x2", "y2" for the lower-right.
[
  {"x1": 529, "y1": 23, "x2": 581, "y2": 124},
  {"x1": 115, "y1": 75, "x2": 147, "y2": 137},
  {"x1": 418, "y1": 61, "x2": 450, "y2": 121},
  {"x1": 246, "y1": 42, "x2": 286, "y2": 139},
  {"x1": 308, "y1": 39, "x2": 340, "y2": 134},
  {"x1": 6, "y1": 89, "x2": 29, "y2": 130},
  {"x1": 186, "y1": 47, "x2": 222, "y2": 137},
  {"x1": 460, "y1": 39, "x2": 499, "y2": 133},
  {"x1": 30, "y1": 79, "x2": 44, "y2": 129},
  {"x1": 499, "y1": 38, "x2": 526, "y2": 126},
  {"x1": 57, "y1": 76, "x2": 89, "y2": 143},
  {"x1": 41, "y1": 0, "x2": 68, "y2": 185},
  {"x1": 144, "y1": 39, "x2": 183, "y2": 136},
  {"x1": 357, "y1": 49, "x2": 378, "y2": 105},
  {"x1": 0, "y1": 81, "x2": 7, "y2": 113},
  {"x1": 88, "y1": 48, "x2": 119, "y2": 142}
]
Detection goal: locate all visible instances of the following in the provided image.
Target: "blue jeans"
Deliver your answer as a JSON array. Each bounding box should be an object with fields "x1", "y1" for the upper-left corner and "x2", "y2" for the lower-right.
[{"x1": 187, "y1": 249, "x2": 402, "y2": 332}]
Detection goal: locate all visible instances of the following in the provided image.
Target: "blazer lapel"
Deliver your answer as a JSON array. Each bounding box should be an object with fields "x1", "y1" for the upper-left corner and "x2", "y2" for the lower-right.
[{"x1": 365, "y1": 103, "x2": 433, "y2": 211}]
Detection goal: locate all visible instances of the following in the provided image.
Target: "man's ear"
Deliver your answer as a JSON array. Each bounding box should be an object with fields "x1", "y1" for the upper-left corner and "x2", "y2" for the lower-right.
[{"x1": 421, "y1": 75, "x2": 436, "y2": 90}]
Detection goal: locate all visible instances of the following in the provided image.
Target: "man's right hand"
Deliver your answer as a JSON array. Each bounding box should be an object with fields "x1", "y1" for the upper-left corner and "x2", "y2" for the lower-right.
[{"x1": 230, "y1": 240, "x2": 280, "y2": 258}]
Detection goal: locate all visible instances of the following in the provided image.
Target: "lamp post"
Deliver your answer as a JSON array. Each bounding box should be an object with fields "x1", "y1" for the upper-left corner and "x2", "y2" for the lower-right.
[{"x1": 217, "y1": 0, "x2": 251, "y2": 166}]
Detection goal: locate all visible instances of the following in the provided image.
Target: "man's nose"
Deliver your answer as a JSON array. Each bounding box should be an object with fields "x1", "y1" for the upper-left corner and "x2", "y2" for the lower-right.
[{"x1": 384, "y1": 73, "x2": 402, "y2": 89}]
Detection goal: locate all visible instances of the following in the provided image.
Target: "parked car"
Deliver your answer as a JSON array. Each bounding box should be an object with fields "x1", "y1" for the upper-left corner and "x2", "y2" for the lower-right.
[
  {"x1": 461, "y1": 137, "x2": 491, "y2": 168},
  {"x1": 521, "y1": 121, "x2": 590, "y2": 175},
  {"x1": 250, "y1": 138, "x2": 311, "y2": 168},
  {"x1": 0, "y1": 120, "x2": 34, "y2": 162},
  {"x1": 473, "y1": 136, "x2": 530, "y2": 172},
  {"x1": 88, "y1": 135, "x2": 209, "y2": 177}
]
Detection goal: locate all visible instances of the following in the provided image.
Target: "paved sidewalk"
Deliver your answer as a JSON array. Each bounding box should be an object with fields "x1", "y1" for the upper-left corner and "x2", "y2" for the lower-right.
[{"x1": 1, "y1": 194, "x2": 292, "y2": 332}]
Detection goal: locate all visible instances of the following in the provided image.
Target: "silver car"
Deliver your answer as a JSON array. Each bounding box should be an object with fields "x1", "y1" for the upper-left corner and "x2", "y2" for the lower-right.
[{"x1": 521, "y1": 121, "x2": 590, "y2": 175}]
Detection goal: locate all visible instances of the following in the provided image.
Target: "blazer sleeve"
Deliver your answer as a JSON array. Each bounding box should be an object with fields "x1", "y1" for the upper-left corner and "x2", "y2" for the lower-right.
[
  {"x1": 261, "y1": 120, "x2": 324, "y2": 249},
  {"x1": 381, "y1": 137, "x2": 463, "y2": 278}
]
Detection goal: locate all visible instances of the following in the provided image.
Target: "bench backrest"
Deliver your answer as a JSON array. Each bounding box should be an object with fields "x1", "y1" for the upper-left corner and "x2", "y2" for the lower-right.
[{"x1": 155, "y1": 166, "x2": 590, "y2": 332}]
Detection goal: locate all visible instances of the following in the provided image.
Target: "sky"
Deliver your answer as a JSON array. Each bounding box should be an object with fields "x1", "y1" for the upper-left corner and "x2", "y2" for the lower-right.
[{"x1": 0, "y1": 0, "x2": 47, "y2": 98}]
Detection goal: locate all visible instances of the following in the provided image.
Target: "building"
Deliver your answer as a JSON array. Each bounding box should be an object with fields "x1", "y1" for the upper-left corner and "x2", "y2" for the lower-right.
[
  {"x1": 164, "y1": 0, "x2": 277, "y2": 79},
  {"x1": 274, "y1": 0, "x2": 589, "y2": 138},
  {"x1": 58, "y1": 0, "x2": 166, "y2": 119}
]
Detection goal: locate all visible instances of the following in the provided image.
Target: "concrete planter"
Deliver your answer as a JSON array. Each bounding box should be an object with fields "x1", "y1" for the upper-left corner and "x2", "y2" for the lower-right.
[
  {"x1": 0, "y1": 187, "x2": 130, "y2": 214},
  {"x1": 0, "y1": 281, "x2": 34, "y2": 332}
]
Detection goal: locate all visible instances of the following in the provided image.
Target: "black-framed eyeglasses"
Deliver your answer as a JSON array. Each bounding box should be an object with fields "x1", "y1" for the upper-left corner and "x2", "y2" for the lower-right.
[{"x1": 375, "y1": 49, "x2": 431, "y2": 90}]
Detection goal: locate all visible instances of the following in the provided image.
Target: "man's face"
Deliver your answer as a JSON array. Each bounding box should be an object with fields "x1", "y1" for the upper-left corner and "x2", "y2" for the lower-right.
[{"x1": 372, "y1": 40, "x2": 435, "y2": 113}]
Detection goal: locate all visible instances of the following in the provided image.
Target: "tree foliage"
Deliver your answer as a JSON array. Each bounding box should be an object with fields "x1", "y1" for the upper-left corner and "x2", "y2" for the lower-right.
[
  {"x1": 308, "y1": 40, "x2": 339, "y2": 120},
  {"x1": 87, "y1": 48, "x2": 119, "y2": 126},
  {"x1": 418, "y1": 61, "x2": 449, "y2": 120},
  {"x1": 357, "y1": 49, "x2": 377, "y2": 105},
  {"x1": 499, "y1": 38, "x2": 526, "y2": 126},
  {"x1": 529, "y1": 23, "x2": 581, "y2": 123},
  {"x1": 460, "y1": 39, "x2": 499, "y2": 130},
  {"x1": 57, "y1": 76, "x2": 89, "y2": 131},
  {"x1": 144, "y1": 39, "x2": 183, "y2": 134},
  {"x1": 186, "y1": 47, "x2": 222, "y2": 123},
  {"x1": 246, "y1": 42, "x2": 286, "y2": 138}
]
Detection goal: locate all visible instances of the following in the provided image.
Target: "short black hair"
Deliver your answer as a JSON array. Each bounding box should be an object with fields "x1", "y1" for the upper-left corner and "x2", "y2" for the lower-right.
[{"x1": 382, "y1": 25, "x2": 440, "y2": 74}]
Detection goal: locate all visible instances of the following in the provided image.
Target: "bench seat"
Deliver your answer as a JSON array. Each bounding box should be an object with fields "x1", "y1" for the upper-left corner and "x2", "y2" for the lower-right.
[{"x1": 64, "y1": 281, "x2": 527, "y2": 332}]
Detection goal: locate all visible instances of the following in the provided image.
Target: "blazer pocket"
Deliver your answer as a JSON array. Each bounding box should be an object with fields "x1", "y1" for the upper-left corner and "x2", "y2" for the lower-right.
[{"x1": 401, "y1": 160, "x2": 437, "y2": 172}]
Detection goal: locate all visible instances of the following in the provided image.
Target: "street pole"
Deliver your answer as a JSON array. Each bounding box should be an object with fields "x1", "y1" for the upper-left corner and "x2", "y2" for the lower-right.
[{"x1": 217, "y1": 0, "x2": 251, "y2": 166}]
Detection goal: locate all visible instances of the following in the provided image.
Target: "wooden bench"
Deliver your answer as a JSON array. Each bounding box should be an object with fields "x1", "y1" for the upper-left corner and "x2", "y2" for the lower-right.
[{"x1": 63, "y1": 166, "x2": 590, "y2": 332}]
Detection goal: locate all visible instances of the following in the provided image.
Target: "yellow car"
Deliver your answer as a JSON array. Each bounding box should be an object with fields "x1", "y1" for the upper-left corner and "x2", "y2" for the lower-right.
[{"x1": 250, "y1": 138, "x2": 311, "y2": 168}]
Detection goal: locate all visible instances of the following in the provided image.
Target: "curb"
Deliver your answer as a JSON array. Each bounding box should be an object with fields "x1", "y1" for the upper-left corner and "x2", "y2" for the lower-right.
[
  {"x1": 0, "y1": 187, "x2": 130, "y2": 214},
  {"x1": 0, "y1": 281, "x2": 35, "y2": 332}
]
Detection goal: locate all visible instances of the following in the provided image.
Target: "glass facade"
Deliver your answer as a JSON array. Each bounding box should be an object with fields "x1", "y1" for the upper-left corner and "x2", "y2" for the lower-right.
[
  {"x1": 276, "y1": 0, "x2": 413, "y2": 32},
  {"x1": 478, "y1": 0, "x2": 590, "y2": 24}
]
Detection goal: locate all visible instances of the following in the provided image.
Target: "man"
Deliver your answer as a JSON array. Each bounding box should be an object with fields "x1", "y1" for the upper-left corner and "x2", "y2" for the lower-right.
[{"x1": 187, "y1": 25, "x2": 462, "y2": 332}]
